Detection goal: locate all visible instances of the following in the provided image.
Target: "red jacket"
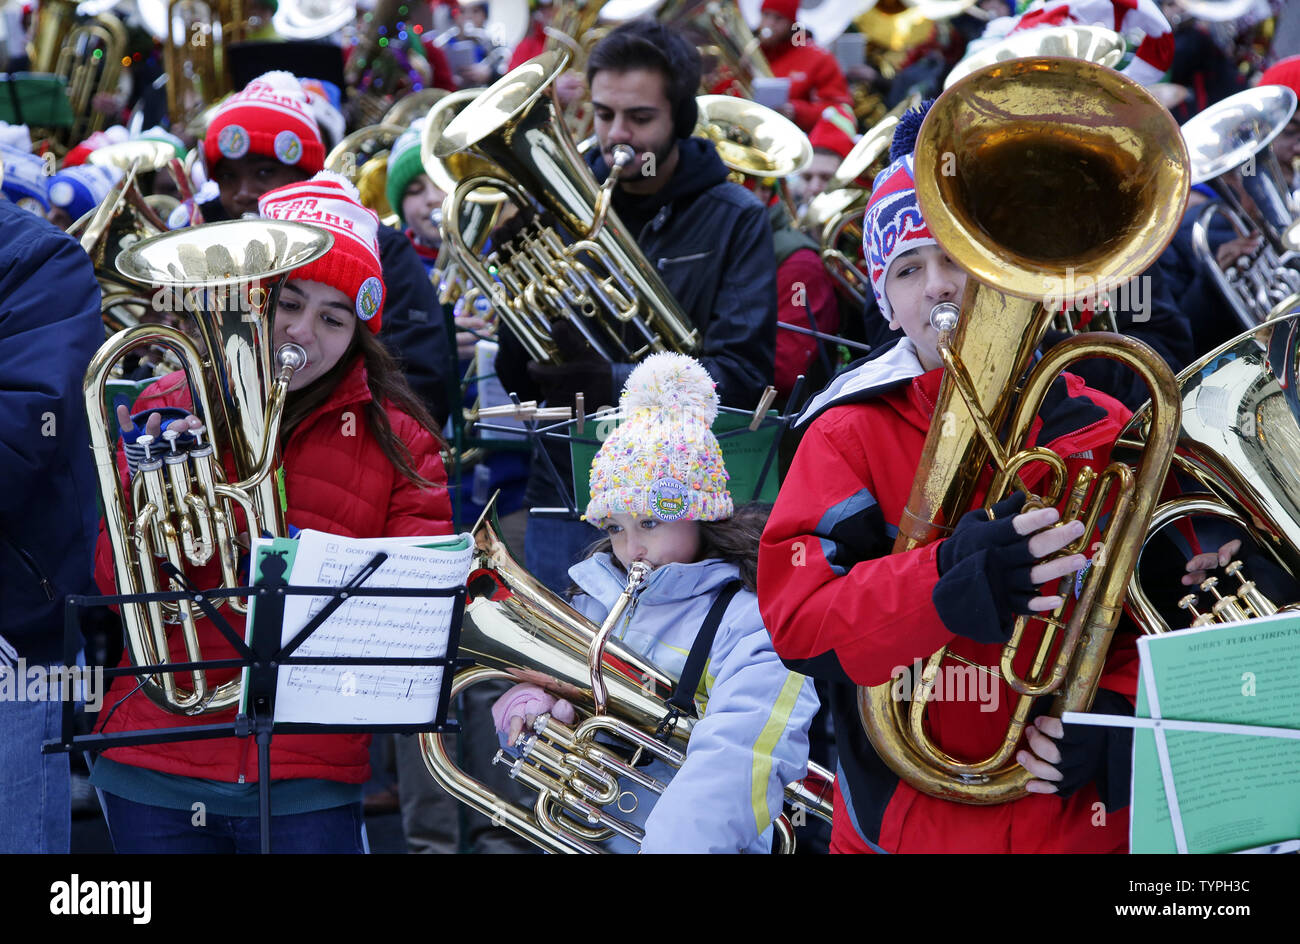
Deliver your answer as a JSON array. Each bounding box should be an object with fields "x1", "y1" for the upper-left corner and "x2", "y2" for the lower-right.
[
  {"x1": 94, "y1": 357, "x2": 453, "y2": 784},
  {"x1": 508, "y1": 21, "x2": 547, "y2": 71},
  {"x1": 758, "y1": 343, "x2": 1138, "y2": 852},
  {"x1": 775, "y1": 246, "x2": 840, "y2": 398},
  {"x1": 764, "y1": 40, "x2": 853, "y2": 133}
]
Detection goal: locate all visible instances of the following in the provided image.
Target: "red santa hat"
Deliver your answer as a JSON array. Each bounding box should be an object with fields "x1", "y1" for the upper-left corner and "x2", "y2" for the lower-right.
[
  {"x1": 1260, "y1": 56, "x2": 1300, "y2": 101},
  {"x1": 761, "y1": 0, "x2": 799, "y2": 22},
  {"x1": 257, "y1": 171, "x2": 386, "y2": 333},
  {"x1": 982, "y1": 0, "x2": 1174, "y2": 86},
  {"x1": 808, "y1": 104, "x2": 857, "y2": 160},
  {"x1": 204, "y1": 71, "x2": 325, "y2": 175}
]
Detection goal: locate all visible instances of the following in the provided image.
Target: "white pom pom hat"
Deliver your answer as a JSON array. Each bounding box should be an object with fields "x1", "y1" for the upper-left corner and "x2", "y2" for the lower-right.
[{"x1": 584, "y1": 352, "x2": 733, "y2": 525}]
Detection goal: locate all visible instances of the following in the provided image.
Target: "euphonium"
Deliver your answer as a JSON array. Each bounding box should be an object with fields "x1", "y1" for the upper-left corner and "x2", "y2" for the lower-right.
[
  {"x1": 419, "y1": 500, "x2": 833, "y2": 852},
  {"x1": 432, "y1": 50, "x2": 699, "y2": 365},
  {"x1": 856, "y1": 57, "x2": 1191, "y2": 804},
  {"x1": 1181, "y1": 85, "x2": 1300, "y2": 330},
  {"x1": 1121, "y1": 312, "x2": 1300, "y2": 631},
  {"x1": 84, "y1": 220, "x2": 332, "y2": 715},
  {"x1": 802, "y1": 96, "x2": 918, "y2": 308}
]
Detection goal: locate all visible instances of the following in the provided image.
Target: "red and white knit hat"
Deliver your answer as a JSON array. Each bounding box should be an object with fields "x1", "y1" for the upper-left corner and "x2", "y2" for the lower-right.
[
  {"x1": 204, "y1": 71, "x2": 326, "y2": 174},
  {"x1": 258, "y1": 171, "x2": 386, "y2": 333}
]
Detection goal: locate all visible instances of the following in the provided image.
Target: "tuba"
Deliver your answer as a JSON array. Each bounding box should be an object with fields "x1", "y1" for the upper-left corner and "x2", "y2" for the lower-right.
[
  {"x1": 419, "y1": 501, "x2": 833, "y2": 852},
  {"x1": 83, "y1": 220, "x2": 332, "y2": 714},
  {"x1": 1181, "y1": 85, "x2": 1300, "y2": 331},
  {"x1": 432, "y1": 50, "x2": 699, "y2": 365},
  {"x1": 856, "y1": 56, "x2": 1190, "y2": 804}
]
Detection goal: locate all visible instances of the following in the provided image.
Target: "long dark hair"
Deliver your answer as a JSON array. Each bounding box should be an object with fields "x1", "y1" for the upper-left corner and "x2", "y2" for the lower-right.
[
  {"x1": 279, "y1": 325, "x2": 444, "y2": 487},
  {"x1": 580, "y1": 502, "x2": 772, "y2": 593}
]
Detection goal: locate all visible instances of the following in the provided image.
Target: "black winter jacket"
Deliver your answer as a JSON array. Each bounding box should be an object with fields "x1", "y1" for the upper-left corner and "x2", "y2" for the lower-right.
[
  {"x1": 0, "y1": 203, "x2": 102, "y2": 662},
  {"x1": 496, "y1": 136, "x2": 777, "y2": 507}
]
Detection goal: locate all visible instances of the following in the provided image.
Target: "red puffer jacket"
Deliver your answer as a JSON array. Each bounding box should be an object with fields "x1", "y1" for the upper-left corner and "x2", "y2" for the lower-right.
[
  {"x1": 759, "y1": 351, "x2": 1138, "y2": 853},
  {"x1": 764, "y1": 40, "x2": 853, "y2": 133},
  {"x1": 94, "y1": 356, "x2": 453, "y2": 783}
]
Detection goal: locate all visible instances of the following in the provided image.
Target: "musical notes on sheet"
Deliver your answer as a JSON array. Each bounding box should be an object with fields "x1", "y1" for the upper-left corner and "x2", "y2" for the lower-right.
[{"x1": 269, "y1": 530, "x2": 472, "y2": 725}]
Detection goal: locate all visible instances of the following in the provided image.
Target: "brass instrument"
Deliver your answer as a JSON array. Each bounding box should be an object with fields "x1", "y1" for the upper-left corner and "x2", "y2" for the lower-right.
[
  {"x1": 802, "y1": 95, "x2": 918, "y2": 308},
  {"x1": 945, "y1": 24, "x2": 1126, "y2": 90},
  {"x1": 1182, "y1": 85, "x2": 1300, "y2": 330},
  {"x1": 1121, "y1": 312, "x2": 1300, "y2": 632},
  {"x1": 55, "y1": 11, "x2": 128, "y2": 143},
  {"x1": 856, "y1": 56, "x2": 1190, "y2": 804},
  {"x1": 419, "y1": 502, "x2": 834, "y2": 852},
  {"x1": 325, "y1": 123, "x2": 406, "y2": 227},
  {"x1": 28, "y1": 0, "x2": 79, "y2": 73},
  {"x1": 665, "y1": 0, "x2": 773, "y2": 98},
  {"x1": 382, "y1": 87, "x2": 451, "y2": 129},
  {"x1": 271, "y1": 0, "x2": 357, "y2": 40},
  {"x1": 694, "y1": 92, "x2": 810, "y2": 224},
  {"x1": 432, "y1": 50, "x2": 699, "y2": 365},
  {"x1": 84, "y1": 220, "x2": 332, "y2": 714},
  {"x1": 138, "y1": 0, "x2": 244, "y2": 128}
]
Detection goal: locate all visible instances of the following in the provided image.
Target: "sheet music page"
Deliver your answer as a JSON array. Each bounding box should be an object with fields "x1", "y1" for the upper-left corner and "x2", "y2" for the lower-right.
[
  {"x1": 271, "y1": 530, "x2": 472, "y2": 725},
  {"x1": 1130, "y1": 613, "x2": 1300, "y2": 854}
]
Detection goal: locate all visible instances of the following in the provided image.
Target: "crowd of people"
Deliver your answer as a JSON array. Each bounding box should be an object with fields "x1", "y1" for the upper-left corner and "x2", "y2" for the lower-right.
[{"x1": 1, "y1": 0, "x2": 1298, "y2": 855}]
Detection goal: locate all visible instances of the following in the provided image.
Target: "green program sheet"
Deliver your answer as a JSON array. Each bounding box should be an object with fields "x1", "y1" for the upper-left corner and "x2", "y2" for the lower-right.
[{"x1": 1130, "y1": 614, "x2": 1300, "y2": 854}]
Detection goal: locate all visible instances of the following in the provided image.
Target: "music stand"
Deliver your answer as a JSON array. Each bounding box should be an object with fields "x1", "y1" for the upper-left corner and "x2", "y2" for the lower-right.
[{"x1": 45, "y1": 552, "x2": 468, "y2": 854}]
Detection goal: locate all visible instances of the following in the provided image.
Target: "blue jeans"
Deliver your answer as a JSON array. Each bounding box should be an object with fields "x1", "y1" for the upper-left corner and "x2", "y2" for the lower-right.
[
  {"x1": 0, "y1": 686, "x2": 70, "y2": 853},
  {"x1": 524, "y1": 514, "x2": 603, "y2": 596},
  {"x1": 102, "y1": 793, "x2": 366, "y2": 854}
]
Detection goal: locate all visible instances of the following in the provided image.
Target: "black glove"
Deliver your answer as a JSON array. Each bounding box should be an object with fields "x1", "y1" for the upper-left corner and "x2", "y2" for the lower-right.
[
  {"x1": 524, "y1": 321, "x2": 614, "y2": 410},
  {"x1": 525, "y1": 358, "x2": 613, "y2": 410},
  {"x1": 1043, "y1": 688, "x2": 1134, "y2": 808},
  {"x1": 932, "y1": 492, "x2": 1040, "y2": 645}
]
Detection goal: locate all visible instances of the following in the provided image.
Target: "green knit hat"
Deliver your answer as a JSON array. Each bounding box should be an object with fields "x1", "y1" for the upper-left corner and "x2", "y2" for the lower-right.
[{"x1": 385, "y1": 120, "x2": 426, "y2": 226}]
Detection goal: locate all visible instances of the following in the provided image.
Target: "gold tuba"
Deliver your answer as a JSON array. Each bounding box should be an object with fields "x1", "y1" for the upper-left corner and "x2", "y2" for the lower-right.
[
  {"x1": 84, "y1": 220, "x2": 332, "y2": 715},
  {"x1": 856, "y1": 56, "x2": 1191, "y2": 804},
  {"x1": 432, "y1": 49, "x2": 699, "y2": 365},
  {"x1": 419, "y1": 501, "x2": 833, "y2": 852}
]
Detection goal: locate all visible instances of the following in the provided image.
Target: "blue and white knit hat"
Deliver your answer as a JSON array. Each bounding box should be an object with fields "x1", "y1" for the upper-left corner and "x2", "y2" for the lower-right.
[
  {"x1": 0, "y1": 144, "x2": 50, "y2": 213},
  {"x1": 49, "y1": 164, "x2": 123, "y2": 220}
]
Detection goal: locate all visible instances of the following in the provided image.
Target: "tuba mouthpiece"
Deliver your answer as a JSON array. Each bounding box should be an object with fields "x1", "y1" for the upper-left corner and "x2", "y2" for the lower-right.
[
  {"x1": 929, "y1": 302, "x2": 960, "y2": 332},
  {"x1": 276, "y1": 343, "x2": 308, "y2": 373}
]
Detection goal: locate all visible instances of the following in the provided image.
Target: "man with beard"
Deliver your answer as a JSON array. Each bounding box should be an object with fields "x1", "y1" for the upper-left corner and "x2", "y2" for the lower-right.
[{"x1": 495, "y1": 18, "x2": 778, "y2": 593}]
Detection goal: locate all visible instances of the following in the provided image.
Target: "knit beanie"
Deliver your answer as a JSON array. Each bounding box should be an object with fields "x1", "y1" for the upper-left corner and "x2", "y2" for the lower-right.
[
  {"x1": 258, "y1": 171, "x2": 386, "y2": 332},
  {"x1": 0, "y1": 144, "x2": 50, "y2": 213},
  {"x1": 385, "y1": 119, "x2": 427, "y2": 226},
  {"x1": 584, "y1": 353, "x2": 733, "y2": 525},
  {"x1": 863, "y1": 152, "x2": 936, "y2": 323},
  {"x1": 808, "y1": 103, "x2": 857, "y2": 160},
  {"x1": 204, "y1": 71, "x2": 325, "y2": 175},
  {"x1": 48, "y1": 164, "x2": 123, "y2": 221},
  {"x1": 761, "y1": 0, "x2": 799, "y2": 22},
  {"x1": 1260, "y1": 56, "x2": 1300, "y2": 102}
]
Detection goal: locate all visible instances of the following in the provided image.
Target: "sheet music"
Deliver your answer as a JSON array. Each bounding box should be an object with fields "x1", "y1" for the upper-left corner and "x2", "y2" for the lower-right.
[{"x1": 271, "y1": 530, "x2": 472, "y2": 725}]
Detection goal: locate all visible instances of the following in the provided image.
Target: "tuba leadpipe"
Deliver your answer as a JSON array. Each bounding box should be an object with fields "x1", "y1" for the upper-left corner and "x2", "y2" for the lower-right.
[{"x1": 856, "y1": 56, "x2": 1190, "y2": 804}]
